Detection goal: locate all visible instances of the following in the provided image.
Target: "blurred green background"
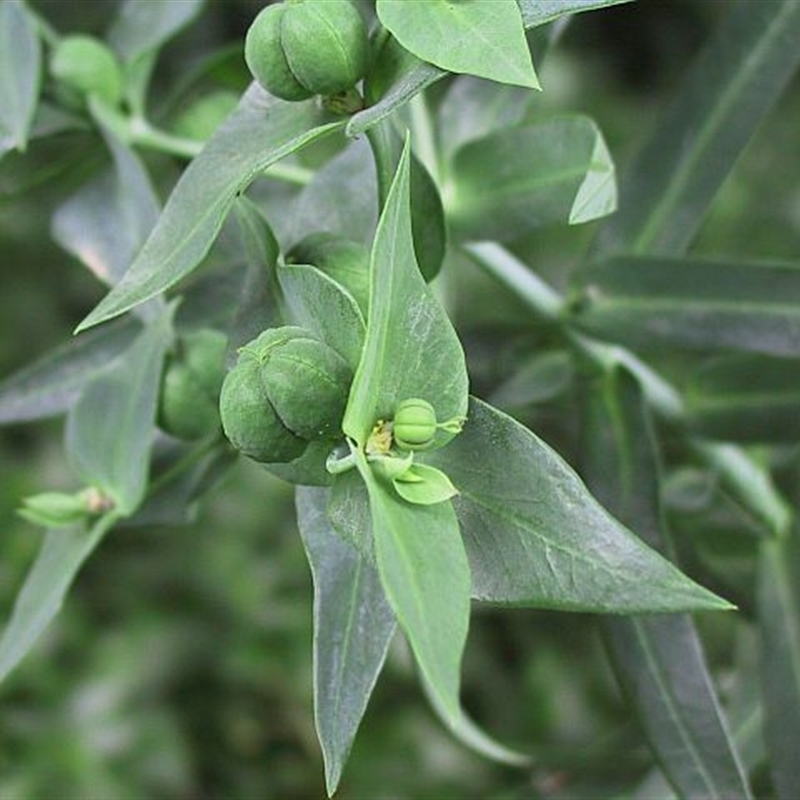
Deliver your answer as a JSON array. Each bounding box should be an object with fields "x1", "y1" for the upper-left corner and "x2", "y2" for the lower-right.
[{"x1": 2, "y1": 1, "x2": 799, "y2": 797}]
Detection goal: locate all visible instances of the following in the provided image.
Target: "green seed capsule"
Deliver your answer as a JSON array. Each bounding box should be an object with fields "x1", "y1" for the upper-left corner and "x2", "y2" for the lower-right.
[
  {"x1": 50, "y1": 35, "x2": 123, "y2": 105},
  {"x1": 244, "y1": 0, "x2": 368, "y2": 101},
  {"x1": 219, "y1": 326, "x2": 352, "y2": 463},
  {"x1": 219, "y1": 359, "x2": 308, "y2": 463},
  {"x1": 245, "y1": 4, "x2": 313, "y2": 101},
  {"x1": 158, "y1": 329, "x2": 227, "y2": 441},
  {"x1": 393, "y1": 398, "x2": 438, "y2": 451}
]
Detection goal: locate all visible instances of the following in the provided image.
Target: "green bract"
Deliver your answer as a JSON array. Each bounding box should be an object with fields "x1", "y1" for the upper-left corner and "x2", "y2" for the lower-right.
[
  {"x1": 287, "y1": 232, "x2": 370, "y2": 313},
  {"x1": 244, "y1": 0, "x2": 368, "y2": 102},
  {"x1": 50, "y1": 34, "x2": 123, "y2": 105},
  {"x1": 219, "y1": 326, "x2": 352, "y2": 464},
  {"x1": 393, "y1": 397, "x2": 438, "y2": 450},
  {"x1": 158, "y1": 329, "x2": 227, "y2": 441}
]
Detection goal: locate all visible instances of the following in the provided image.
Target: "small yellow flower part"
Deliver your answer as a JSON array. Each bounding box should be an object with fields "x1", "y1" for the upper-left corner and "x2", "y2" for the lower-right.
[{"x1": 366, "y1": 420, "x2": 394, "y2": 455}]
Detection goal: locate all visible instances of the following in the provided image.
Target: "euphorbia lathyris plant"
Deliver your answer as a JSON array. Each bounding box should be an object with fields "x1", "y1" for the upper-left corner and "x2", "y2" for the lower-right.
[{"x1": 3, "y1": 0, "x2": 800, "y2": 797}]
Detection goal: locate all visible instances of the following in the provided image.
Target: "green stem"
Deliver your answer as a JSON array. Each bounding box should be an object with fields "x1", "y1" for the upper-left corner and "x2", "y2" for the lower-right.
[
  {"x1": 409, "y1": 93, "x2": 440, "y2": 184},
  {"x1": 366, "y1": 121, "x2": 401, "y2": 211},
  {"x1": 88, "y1": 100, "x2": 314, "y2": 186},
  {"x1": 463, "y1": 241, "x2": 792, "y2": 538},
  {"x1": 145, "y1": 436, "x2": 226, "y2": 498}
]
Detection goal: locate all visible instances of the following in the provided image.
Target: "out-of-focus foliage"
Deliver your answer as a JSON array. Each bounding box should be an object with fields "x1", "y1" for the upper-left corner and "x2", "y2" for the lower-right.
[{"x1": 2, "y1": 1, "x2": 800, "y2": 798}]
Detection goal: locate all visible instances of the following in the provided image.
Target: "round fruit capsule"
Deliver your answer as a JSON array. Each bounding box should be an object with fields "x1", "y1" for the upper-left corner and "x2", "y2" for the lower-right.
[{"x1": 393, "y1": 398, "x2": 438, "y2": 451}]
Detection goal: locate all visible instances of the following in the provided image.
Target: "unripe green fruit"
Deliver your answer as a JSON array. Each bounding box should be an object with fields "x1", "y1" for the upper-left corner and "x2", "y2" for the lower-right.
[
  {"x1": 393, "y1": 398, "x2": 438, "y2": 451},
  {"x1": 287, "y1": 232, "x2": 370, "y2": 312},
  {"x1": 159, "y1": 329, "x2": 227, "y2": 441},
  {"x1": 245, "y1": 0, "x2": 368, "y2": 101},
  {"x1": 220, "y1": 326, "x2": 352, "y2": 463},
  {"x1": 220, "y1": 359, "x2": 309, "y2": 463},
  {"x1": 50, "y1": 35, "x2": 123, "y2": 105}
]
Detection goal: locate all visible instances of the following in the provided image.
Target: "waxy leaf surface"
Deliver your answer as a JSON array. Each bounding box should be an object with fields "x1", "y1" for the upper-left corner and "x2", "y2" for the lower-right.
[
  {"x1": 377, "y1": 0, "x2": 538, "y2": 90},
  {"x1": 687, "y1": 355, "x2": 800, "y2": 442},
  {"x1": 296, "y1": 487, "x2": 395, "y2": 797},
  {"x1": 592, "y1": 0, "x2": 800, "y2": 258},
  {"x1": 580, "y1": 365, "x2": 750, "y2": 799},
  {"x1": 52, "y1": 132, "x2": 161, "y2": 290},
  {"x1": 343, "y1": 141, "x2": 467, "y2": 446},
  {"x1": 0, "y1": 320, "x2": 139, "y2": 424},
  {"x1": 77, "y1": 85, "x2": 343, "y2": 331},
  {"x1": 448, "y1": 116, "x2": 616, "y2": 241},
  {"x1": 572, "y1": 255, "x2": 800, "y2": 357},
  {"x1": 66, "y1": 305, "x2": 174, "y2": 514},
  {"x1": 0, "y1": 513, "x2": 120, "y2": 684},
  {"x1": 426, "y1": 397, "x2": 732, "y2": 613}
]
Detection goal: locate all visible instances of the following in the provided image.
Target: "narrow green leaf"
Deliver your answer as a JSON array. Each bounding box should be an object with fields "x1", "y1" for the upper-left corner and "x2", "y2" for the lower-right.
[
  {"x1": 580, "y1": 365, "x2": 751, "y2": 799},
  {"x1": 108, "y1": 0, "x2": 205, "y2": 63},
  {"x1": 52, "y1": 131, "x2": 161, "y2": 288},
  {"x1": 448, "y1": 115, "x2": 616, "y2": 241},
  {"x1": 592, "y1": 0, "x2": 800, "y2": 258},
  {"x1": 296, "y1": 487, "x2": 396, "y2": 797},
  {"x1": 758, "y1": 534, "x2": 800, "y2": 800},
  {"x1": 0, "y1": 319, "x2": 139, "y2": 424},
  {"x1": 426, "y1": 397, "x2": 733, "y2": 613},
  {"x1": 76, "y1": 85, "x2": 344, "y2": 331},
  {"x1": 278, "y1": 264, "x2": 365, "y2": 370},
  {"x1": 343, "y1": 138, "x2": 468, "y2": 446},
  {"x1": 572, "y1": 255, "x2": 800, "y2": 357},
  {"x1": 366, "y1": 121, "x2": 447, "y2": 282},
  {"x1": 687, "y1": 355, "x2": 800, "y2": 442},
  {"x1": 0, "y1": 0, "x2": 41, "y2": 151},
  {"x1": 377, "y1": 0, "x2": 538, "y2": 89},
  {"x1": 65, "y1": 305, "x2": 174, "y2": 515},
  {"x1": 356, "y1": 455, "x2": 527, "y2": 765},
  {"x1": 517, "y1": 0, "x2": 634, "y2": 28},
  {"x1": 359, "y1": 456, "x2": 466, "y2": 719},
  {"x1": 0, "y1": 512, "x2": 119, "y2": 684}
]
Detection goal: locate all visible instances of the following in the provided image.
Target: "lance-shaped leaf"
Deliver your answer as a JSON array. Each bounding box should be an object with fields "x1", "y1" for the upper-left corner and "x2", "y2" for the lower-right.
[
  {"x1": 571, "y1": 255, "x2": 800, "y2": 357},
  {"x1": 52, "y1": 131, "x2": 161, "y2": 292},
  {"x1": 425, "y1": 397, "x2": 732, "y2": 613},
  {"x1": 592, "y1": 0, "x2": 800, "y2": 258},
  {"x1": 65, "y1": 305, "x2": 175, "y2": 515},
  {"x1": 347, "y1": 0, "x2": 633, "y2": 138},
  {"x1": 447, "y1": 115, "x2": 616, "y2": 241},
  {"x1": 0, "y1": 511, "x2": 119, "y2": 685},
  {"x1": 0, "y1": 319, "x2": 139, "y2": 424},
  {"x1": 343, "y1": 138, "x2": 467, "y2": 446},
  {"x1": 296, "y1": 487, "x2": 396, "y2": 797},
  {"x1": 686, "y1": 354, "x2": 800, "y2": 443},
  {"x1": 758, "y1": 534, "x2": 800, "y2": 800},
  {"x1": 0, "y1": 0, "x2": 41, "y2": 152},
  {"x1": 77, "y1": 85, "x2": 344, "y2": 331},
  {"x1": 376, "y1": 0, "x2": 538, "y2": 89},
  {"x1": 355, "y1": 453, "x2": 525, "y2": 766},
  {"x1": 580, "y1": 364, "x2": 751, "y2": 799}
]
